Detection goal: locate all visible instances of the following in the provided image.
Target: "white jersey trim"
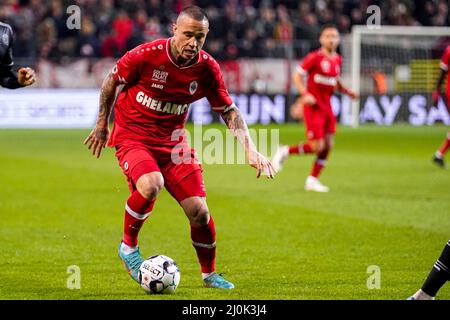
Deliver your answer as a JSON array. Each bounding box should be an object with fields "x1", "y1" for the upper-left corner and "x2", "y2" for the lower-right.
[
  {"x1": 212, "y1": 103, "x2": 237, "y2": 113},
  {"x1": 296, "y1": 65, "x2": 307, "y2": 75}
]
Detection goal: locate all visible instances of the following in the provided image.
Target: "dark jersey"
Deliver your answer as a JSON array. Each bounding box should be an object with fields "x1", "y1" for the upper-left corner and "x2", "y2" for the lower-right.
[{"x1": 0, "y1": 22, "x2": 21, "y2": 89}]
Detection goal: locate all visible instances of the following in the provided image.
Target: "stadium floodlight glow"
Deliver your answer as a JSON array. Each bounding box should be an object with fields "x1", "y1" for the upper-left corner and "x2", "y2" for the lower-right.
[{"x1": 349, "y1": 25, "x2": 450, "y2": 127}]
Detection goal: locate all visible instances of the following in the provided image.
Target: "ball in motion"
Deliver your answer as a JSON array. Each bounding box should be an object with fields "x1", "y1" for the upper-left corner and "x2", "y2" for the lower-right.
[{"x1": 138, "y1": 255, "x2": 180, "y2": 294}]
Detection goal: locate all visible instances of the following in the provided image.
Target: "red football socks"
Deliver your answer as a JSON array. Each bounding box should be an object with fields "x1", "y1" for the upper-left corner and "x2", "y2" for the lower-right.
[
  {"x1": 438, "y1": 133, "x2": 450, "y2": 156},
  {"x1": 190, "y1": 216, "x2": 216, "y2": 273},
  {"x1": 311, "y1": 149, "x2": 330, "y2": 178},
  {"x1": 123, "y1": 190, "x2": 155, "y2": 247},
  {"x1": 289, "y1": 143, "x2": 314, "y2": 155}
]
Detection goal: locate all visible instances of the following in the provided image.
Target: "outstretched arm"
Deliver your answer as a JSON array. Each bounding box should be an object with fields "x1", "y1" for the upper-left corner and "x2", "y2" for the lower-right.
[
  {"x1": 337, "y1": 80, "x2": 358, "y2": 99},
  {"x1": 0, "y1": 46, "x2": 36, "y2": 89},
  {"x1": 0, "y1": 25, "x2": 36, "y2": 89},
  {"x1": 220, "y1": 105, "x2": 274, "y2": 178},
  {"x1": 0, "y1": 67, "x2": 36, "y2": 88},
  {"x1": 83, "y1": 72, "x2": 119, "y2": 158}
]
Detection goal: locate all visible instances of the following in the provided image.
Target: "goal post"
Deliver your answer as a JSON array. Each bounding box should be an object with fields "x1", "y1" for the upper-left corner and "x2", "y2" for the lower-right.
[{"x1": 349, "y1": 25, "x2": 450, "y2": 127}]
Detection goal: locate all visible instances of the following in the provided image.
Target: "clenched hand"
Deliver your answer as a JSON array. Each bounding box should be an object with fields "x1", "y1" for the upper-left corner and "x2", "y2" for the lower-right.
[{"x1": 18, "y1": 67, "x2": 36, "y2": 87}]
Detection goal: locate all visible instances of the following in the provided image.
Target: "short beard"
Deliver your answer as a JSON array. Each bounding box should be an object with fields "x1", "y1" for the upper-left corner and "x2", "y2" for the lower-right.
[
  {"x1": 177, "y1": 56, "x2": 188, "y2": 64},
  {"x1": 170, "y1": 42, "x2": 192, "y2": 65}
]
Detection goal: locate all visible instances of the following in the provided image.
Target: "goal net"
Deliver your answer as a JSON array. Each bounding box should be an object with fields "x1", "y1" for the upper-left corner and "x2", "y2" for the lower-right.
[{"x1": 348, "y1": 26, "x2": 450, "y2": 127}]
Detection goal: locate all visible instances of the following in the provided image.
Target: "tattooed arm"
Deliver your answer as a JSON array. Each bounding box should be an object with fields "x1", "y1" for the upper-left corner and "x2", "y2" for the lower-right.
[
  {"x1": 221, "y1": 104, "x2": 275, "y2": 178},
  {"x1": 83, "y1": 72, "x2": 119, "y2": 158}
]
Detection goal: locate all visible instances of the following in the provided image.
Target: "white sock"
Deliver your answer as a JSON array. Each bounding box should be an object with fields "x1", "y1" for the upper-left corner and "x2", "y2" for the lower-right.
[
  {"x1": 435, "y1": 151, "x2": 443, "y2": 159},
  {"x1": 120, "y1": 242, "x2": 138, "y2": 255},
  {"x1": 202, "y1": 272, "x2": 215, "y2": 280}
]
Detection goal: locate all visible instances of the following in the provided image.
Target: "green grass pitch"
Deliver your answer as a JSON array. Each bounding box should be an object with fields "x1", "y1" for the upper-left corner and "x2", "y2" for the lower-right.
[{"x1": 0, "y1": 124, "x2": 449, "y2": 300}]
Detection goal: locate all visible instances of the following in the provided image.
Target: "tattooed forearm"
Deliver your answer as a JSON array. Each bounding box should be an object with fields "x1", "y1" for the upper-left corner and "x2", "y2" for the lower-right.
[
  {"x1": 221, "y1": 106, "x2": 256, "y2": 152},
  {"x1": 97, "y1": 72, "x2": 118, "y2": 127}
]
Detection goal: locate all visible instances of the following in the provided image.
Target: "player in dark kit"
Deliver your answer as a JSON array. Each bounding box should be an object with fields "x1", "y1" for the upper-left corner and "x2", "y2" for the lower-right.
[
  {"x1": 408, "y1": 240, "x2": 450, "y2": 300},
  {"x1": 431, "y1": 45, "x2": 450, "y2": 169},
  {"x1": 84, "y1": 6, "x2": 274, "y2": 290},
  {"x1": 0, "y1": 22, "x2": 36, "y2": 89},
  {"x1": 272, "y1": 25, "x2": 357, "y2": 192}
]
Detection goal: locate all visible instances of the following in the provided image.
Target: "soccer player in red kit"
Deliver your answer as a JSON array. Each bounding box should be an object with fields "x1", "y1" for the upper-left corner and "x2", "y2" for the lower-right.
[
  {"x1": 431, "y1": 44, "x2": 450, "y2": 169},
  {"x1": 272, "y1": 25, "x2": 357, "y2": 192},
  {"x1": 83, "y1": 6, "x2": 274, "y2": 290}
]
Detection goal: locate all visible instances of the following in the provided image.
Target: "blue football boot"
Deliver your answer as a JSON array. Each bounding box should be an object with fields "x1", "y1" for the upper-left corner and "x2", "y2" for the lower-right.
[
  {"x1": 118, "y1": 242, "x2": 143, "y2": 283},
  {"x1": 203, "y1": 273, "x2": 235, "y2": 289}
]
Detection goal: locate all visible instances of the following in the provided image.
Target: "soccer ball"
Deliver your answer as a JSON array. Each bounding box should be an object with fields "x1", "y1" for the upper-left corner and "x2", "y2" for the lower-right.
[{"x1": 138, "y1": 255, "x2": 180, "y2": 294}]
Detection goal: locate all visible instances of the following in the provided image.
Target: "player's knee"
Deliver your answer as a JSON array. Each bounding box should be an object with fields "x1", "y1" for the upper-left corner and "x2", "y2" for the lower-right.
[
  {"x1": 309, "y1": 140, "x2": 325, "y2": 154},
  {"x1": 325, "y1": 135, "x2": 334, "y2": 150},
  {"x1": 136, "y1": 172, "x2": 164, "y2": 199},
  {"x1": 189, "y1": 201, "x2": 210, "y2": 226},
  {"x1": 325, "y1": 141, "x2": 334, "y2": 150},
  {"x1": 194, "y1": 210, "x2": 210, "y2": 227}
]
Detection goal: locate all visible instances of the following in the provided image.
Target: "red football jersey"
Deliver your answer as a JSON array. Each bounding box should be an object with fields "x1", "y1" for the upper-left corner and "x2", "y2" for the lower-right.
[
  {"x1": 108, "y1": 38, "x2": 233, "y2": 148},
  {"x1": 297, "y1": 49, "x2": 342, "y2": 110},
  {"x1": 440, "y1": 45, "x2": 450, "y2": 101}
]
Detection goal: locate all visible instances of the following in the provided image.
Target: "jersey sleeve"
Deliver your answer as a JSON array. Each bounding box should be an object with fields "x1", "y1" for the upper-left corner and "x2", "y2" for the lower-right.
[
  {"x1": 440, "y1": 46, "x2": 450, "y2": 72},
  {"x1": 205, "y1": 59, "x2": 233, "y2": 113},
  {"x1": 0, "y1": 25, "x2": 21, "y2": 89},
  {"x1": 111, "y1": 45, "x2": 146, "y2": 85},
  {"x1": 1, "y1": 26, "x2": 14, "y2": 67},
  {"x1": 296, "y1": 52, "x2": 317, "y2": 75}
]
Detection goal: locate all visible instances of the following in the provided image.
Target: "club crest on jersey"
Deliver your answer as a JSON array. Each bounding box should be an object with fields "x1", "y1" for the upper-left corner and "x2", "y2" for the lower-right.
[
  {"x1": 152, "y1": 69, "x2": 168, "y2": 83},
  {"x1": 189, "y1": 81, "x2": 198, "y2": 95},
  {"x1": 320, "y1": 60, "x2": 330, "y2": 73}
]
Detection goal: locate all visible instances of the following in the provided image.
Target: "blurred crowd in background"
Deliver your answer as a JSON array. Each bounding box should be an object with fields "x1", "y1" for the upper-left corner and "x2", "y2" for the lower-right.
[{"x1": 0, "y1": 0, "x2": 449, "y2": 61}]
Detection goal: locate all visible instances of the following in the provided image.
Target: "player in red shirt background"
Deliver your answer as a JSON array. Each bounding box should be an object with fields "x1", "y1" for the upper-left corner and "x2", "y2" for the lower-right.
[
  {"x1": 83, "y1": 6, "x2": 274, "y2": 290},
  {"x1": 272, "y1": 25, "x2": 357, "y2": 192},
  {"x1": 431, "y1": 44, "x2": 450, "y2": 169}
]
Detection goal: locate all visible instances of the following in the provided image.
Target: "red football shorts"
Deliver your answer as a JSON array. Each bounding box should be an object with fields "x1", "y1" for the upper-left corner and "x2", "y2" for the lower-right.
[
  {"x1": 303, "y1": 104, "x2": 336, "y2": 140},
  {"x1": 115, "y1": 141, "x2": 206, "y2": 202}
]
